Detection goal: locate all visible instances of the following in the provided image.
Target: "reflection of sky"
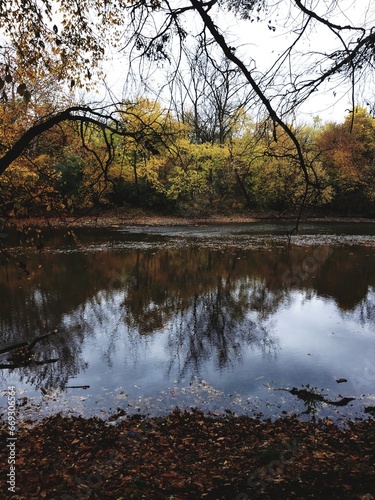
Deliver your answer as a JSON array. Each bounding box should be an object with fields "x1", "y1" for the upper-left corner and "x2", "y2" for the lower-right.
[
  {"x1": 11, "y1": 285, "x2": 371, "y2": 422},
  {"x1": 269, "y1": 292, "x2": 375, "y2": 391}
]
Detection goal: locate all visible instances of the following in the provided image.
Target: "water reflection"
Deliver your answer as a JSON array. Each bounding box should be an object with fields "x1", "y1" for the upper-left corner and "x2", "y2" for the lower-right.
[{"x1": 1, "y1": 229, "x2": 375, "y2": 419}]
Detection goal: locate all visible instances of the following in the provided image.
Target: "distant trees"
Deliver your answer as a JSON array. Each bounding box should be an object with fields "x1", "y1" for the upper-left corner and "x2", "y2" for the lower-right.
[
  {"x1": 317, "y1": 107, "x2": 375, "y2": 215},
  {"x1": 102, "y1": 104, "x2": 375, "y2": 216},
  {"x1": 107, "y1": 98, "x2": 177, "y2": 210},
  {"x1": 168, "y1": 39, "x2": 251, "y2": 145},
  {"x1": 1, "y1": 87, "x2": 375, "y2": 216},
  {"x1": 0, "y1": 1, "x2": 375, "y2": 219}
]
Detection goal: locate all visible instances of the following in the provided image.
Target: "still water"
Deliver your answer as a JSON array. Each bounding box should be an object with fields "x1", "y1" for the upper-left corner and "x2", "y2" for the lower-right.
[{"x1": 1, "y1": 222, "x2": 375, "y2": 422}]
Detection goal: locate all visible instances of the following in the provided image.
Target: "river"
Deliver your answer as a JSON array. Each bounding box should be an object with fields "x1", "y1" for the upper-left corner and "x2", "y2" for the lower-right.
[{"x1": 1, "y1": 222, "x2": 375, "y2": 423}]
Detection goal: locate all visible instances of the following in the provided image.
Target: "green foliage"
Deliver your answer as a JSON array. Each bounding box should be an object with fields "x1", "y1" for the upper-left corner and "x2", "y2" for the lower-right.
[
  {"x1": 0, "y1": 0, "x2": 373, "y2": 224},
  {"x1": 107, "y1": 176, "x2": 174, "y2": 212},
  {"x1": 166, "y1": 141, "x2": 227, "y2": 203},
  {"x1": 53, "y1": 151, "x2": 84, "y2": 199},
  {"x1": 0, "y1": 0, "x2": 373, "y2": 219}
]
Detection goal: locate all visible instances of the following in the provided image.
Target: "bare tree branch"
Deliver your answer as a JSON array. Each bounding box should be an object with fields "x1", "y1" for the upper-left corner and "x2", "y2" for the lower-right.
[{"x1": 0, "y1": 104, "x2": 149, "y2": 176}]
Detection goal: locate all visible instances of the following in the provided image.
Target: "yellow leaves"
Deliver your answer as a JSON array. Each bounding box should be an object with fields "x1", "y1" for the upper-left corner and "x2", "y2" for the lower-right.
[
  {"x1": 167, "y1": 165, "x2": 206, "y2": 201},
  {"x1": 4, "y1": 163, "x2": 38, "y2": 182},
  {"x1": 33, "y1": 154, "x2": 51, "y2": 169},
  {"x1": 121, "y1": 97, "x2": 170, "y2": 135}
]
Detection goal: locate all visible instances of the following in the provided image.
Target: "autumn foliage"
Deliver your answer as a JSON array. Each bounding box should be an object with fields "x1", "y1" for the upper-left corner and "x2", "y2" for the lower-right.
[{"x1": 0, "y1": 84, "x2": 375, "y2": 219}]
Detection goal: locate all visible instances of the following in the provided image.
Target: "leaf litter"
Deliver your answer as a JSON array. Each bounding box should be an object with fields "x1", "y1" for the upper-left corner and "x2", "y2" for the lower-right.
[{"x1": 1, "y1": 406, "x2": 374, "y2": 499}]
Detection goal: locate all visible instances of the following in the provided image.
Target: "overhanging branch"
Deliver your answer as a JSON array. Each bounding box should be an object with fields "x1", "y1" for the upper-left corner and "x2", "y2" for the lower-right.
[{"x1": 0, "y1": 105, "x2": 138, "y2": 176}]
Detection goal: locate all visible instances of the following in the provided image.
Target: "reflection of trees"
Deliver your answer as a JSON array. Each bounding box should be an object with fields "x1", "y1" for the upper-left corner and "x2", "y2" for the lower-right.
[
  {"x1": 165, "y1": 277, "x2": 278, "y2": 382},
  {"x1": 312, "y1": 246, "x2": 375, "y2": 310},
  {"x1": 66, "y1": 290, "x2": 149, "y2": 370},
  {"x1": 121, "y1": 248, "x2": 289, "y2": 335},
  {"x1": 357, "y1": 287, "x2": 375, "y2": 326},
  {"x1": 58, "y1": 271, "x2": 279, "y2": 384},
  {"x1": 272, "y1": 243, "x2": 375, "y2": 311},
  {"x1": 1, "y1": 238, "x2": 375, "y2": 392},
  {"x1": 0, "y1": 252, "x2": 102, "y2": 391},
  {"x1": 0, "y1": 324, "x2": 87, "y2": 391}
]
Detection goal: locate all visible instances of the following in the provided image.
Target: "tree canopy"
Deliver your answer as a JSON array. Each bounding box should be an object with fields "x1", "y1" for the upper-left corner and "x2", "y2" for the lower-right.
[
  {"x1": 0, "y1": 0, "x2": 374, "y2": 221},
  {"x1": 1, "y1": 1, "x2": 374, "y2": 110}
]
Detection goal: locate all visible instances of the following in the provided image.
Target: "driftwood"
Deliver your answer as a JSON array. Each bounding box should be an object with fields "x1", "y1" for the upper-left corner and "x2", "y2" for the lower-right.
[
  {"x1": 275, "y1": 386, "x2": 355, "y2": 407},
  {"x1": 0, "y1": 330, "x2": 59, "y2": 369},
  {"x1": 0, "y1": 359, "x2": 59, "y2": 369},
  {"x1": 0, "y1": 330, "x2": 58, "y2": 355},
  {"x1": 65, "y1": 385, "x2": 90, "y2": 389}
]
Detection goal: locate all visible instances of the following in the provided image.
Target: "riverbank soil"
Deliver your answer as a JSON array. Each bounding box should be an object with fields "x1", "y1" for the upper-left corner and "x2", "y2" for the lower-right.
[
  {"x1": 4, "y1": 208, "x2": 375, "y2": 229},
  {"x1": 1, "y1": 410, "x2": 374, "y2": 499}
]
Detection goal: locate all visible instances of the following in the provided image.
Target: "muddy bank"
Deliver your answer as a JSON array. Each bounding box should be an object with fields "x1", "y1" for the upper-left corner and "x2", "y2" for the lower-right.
[{"x1": 4, "y1": 208, "x2": 375, "y2": 229}]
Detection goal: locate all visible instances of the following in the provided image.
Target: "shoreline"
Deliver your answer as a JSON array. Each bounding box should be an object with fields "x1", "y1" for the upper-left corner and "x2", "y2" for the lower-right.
[{"x1": 5, "y1": 209, "x2": 375, "y2": 229}]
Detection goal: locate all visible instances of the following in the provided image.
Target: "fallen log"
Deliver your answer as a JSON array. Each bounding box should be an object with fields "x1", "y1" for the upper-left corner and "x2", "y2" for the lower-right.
[
  {"x1": 0, "y1": 330, "x2": 59, "y2": 355},
  {"x1": 65, "y1": 385, "x2": 90, "y2": 389},
  {"x1": 0, "y1": 358, "x2": 59, "y2": 369},
  {"x1": 274, "y1": 386, "x2": 355, "y2": 407}
]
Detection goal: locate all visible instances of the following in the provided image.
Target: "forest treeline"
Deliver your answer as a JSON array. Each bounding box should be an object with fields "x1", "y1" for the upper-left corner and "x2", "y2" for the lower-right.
[
  {"x1": 0, "y1": 1, "x2": 375, "y2": 221},
  {"x1": 1, "y1": 93, "x2": 374, "y2": 218}
]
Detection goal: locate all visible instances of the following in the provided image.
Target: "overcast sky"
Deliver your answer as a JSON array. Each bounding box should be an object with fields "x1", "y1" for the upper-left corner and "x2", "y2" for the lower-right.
[{"x1": 97, "y1": 0, "x2": 375, "y2": 125}]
